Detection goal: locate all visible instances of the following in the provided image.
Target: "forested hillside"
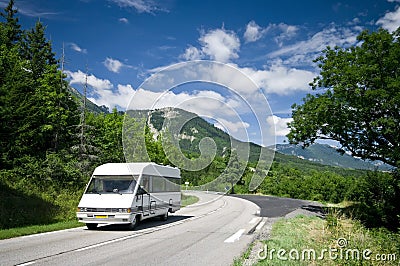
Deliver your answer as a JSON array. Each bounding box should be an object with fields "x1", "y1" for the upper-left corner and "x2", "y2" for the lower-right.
[
  {"x1": 275, "y1": 143, "x2": 393, "y2": 171},
  {"x1": 0, "y1": 1, "x2": 398, "y2": 232}
]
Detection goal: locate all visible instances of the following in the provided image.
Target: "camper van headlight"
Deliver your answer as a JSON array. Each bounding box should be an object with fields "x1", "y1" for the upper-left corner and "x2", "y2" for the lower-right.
[
  {"x1": 78, "y1": 207, "x2": 87, "y2": 212},
  {"x1": 118, "y1": 208, "x2": 131, "y2": 213}
]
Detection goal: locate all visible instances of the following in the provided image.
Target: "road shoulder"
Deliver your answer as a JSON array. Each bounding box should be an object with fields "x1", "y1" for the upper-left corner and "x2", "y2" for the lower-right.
[{"x1": 240, "y1": 206, "x2": 325, "y2": 265}]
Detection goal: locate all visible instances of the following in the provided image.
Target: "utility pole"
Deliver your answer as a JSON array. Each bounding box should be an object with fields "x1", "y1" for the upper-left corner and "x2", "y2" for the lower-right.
[{"x1": 80, "y1": 64, "x2": 88, "y2": 149}]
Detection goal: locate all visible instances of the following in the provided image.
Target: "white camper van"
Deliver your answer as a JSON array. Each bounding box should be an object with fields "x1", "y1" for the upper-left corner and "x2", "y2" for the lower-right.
[{"x1": 76, "y1": 163, "x2": 181, "y2": 230}]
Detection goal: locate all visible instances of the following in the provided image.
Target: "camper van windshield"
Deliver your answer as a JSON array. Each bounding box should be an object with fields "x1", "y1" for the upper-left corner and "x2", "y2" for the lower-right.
[{"x1": 86, "y1": 176, "x2": 138, "y2": 194}]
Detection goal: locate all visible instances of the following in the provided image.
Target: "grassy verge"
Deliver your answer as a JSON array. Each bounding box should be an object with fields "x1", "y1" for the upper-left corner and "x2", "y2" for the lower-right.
[
  {"x1": 0, "y1": 220, "x2": 82, "y2": 240},
  {"x1": 181, "y1": 193, "x2": 199, "y2": 207},
  {"x1": 254, "y1": 214, "x2": 399, "y2": 265},
  {"x1": 233, "y1": 242, "x2": 255, "y2": 266}
]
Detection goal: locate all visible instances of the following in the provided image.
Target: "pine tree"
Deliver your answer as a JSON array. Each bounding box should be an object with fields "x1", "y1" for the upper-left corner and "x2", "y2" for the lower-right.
[
  {"x1": 21, "y1": 21, "x2": 57, "y2": 81},
  {"x1": 0, "y1": 1, "x2": 31, "y2": 165},
  {"x1": 1, "y1": 4, "x2": 79, "y2": 163},
  {"x1": 0, "y1": 32, "x2": 31, "y2": 166},
  {"x1": 0, "y1": 0, "x2": 22, "y2": 47}
]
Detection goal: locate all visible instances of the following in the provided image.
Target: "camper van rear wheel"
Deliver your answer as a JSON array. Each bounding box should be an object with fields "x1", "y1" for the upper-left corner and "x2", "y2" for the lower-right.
[{"x1": 86, "y1": 223, "x2": 98, "y2": 230}]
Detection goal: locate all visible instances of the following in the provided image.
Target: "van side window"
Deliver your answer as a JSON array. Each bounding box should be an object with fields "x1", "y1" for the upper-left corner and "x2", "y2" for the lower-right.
[
  {"x1": 165, "y1": 177, "x2": 180, "y2": 192},
  {"x1": 152, "y1": 176, "x2": 166, "y2": 192},
  {"x1": 140, "y1": 175, "x2": 150, "y2": 192}
]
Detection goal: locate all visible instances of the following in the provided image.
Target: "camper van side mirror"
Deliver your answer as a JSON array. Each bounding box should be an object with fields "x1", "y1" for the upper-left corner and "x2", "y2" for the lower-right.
[{"x1": 137, "y1": 187, "x2": 148, "y2": 195}]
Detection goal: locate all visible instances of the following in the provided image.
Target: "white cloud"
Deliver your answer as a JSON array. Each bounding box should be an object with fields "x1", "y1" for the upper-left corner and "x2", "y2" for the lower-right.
[
  {"x1": 67, "y1": 70, "x2": 135, "y2": 109},
  {"x1": 266, "y1": 115, "x2": 293, "y2": 137},
  {"x1": 244, "y1": 21, "x2": 265, "y2": 43},
  {"x1": 103, "y1": 57, "x2": 131, "y2": 73},
  {"x1": 268, "y1": 25, "x2": 359, "y2": 64},
  {"x1": 148, "y1": 60, "x2": 314, "y2": 97},
  {"x1": 376, "y1": 6, "x2": 400, "y2": 32},
  {"x1": 198, "y1": 28, "x2": 240, "y2": 62},
  {"x1": 111, "y1": 0, "x2": 166, "y2": 14},
  {"x1": 181, "y1": 46, "x2": 203, "y2": 61},
  {"x1": 89, "y1": 84, "x2": 135, "y2": 110},
  {"x1": 9, "y1": 2, "x2": 58, "y2": 18},
  {"x1": 235, "y1": 62, "x2": 315, "y2": 95},
  {"x1": 244, "y1": 21, "x2": 298, "y2": 45},
  {"x1": 119, "y1": 17, "x2": 129, "y2": 24},
  {"x1": 127, "y1": 88, "x2": 241, "y2": 117},
  {"x1": 66, "y1": 70, "x2": 113, "y2": 90},
  {"x1": 214, "y1": 118, "x2": 250, "y2": 133},
  {"x1": 271, "y1": 23, "x2": 299, "y2": 47},
  {"x1": 69, "y1": 43, "x2": 87, "y2": 53},
  {"x1": 175, "y1": 23, "x2": 312, "y2": 95}
]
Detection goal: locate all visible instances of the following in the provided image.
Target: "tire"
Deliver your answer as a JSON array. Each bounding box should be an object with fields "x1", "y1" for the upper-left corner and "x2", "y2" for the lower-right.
[
  {"x1": 86, "y1": 223, "x2": 98, "y2": 230},
  {"x1": 127, "y1": 215, "x2": 138, "y2": 230},
  {"x1": 160, "y1": 210, "x2": 168, "y2": 221}
]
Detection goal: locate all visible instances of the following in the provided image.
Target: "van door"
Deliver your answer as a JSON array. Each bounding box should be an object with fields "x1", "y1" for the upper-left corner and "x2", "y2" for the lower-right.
[
  {"x1": 143, "y1": 193, "x2": 151, "y2": 217},
  {"x1": 150, "y1": 198, "x2": 156, "y2": 215},
  {"x1": 139, "y1": 175, "x2": 151, "y2": 217}
]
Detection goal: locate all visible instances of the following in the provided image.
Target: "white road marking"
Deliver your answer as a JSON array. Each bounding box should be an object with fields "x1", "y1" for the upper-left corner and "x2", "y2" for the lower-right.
[
  {"x1": 17, "y1": 262, "x2": 36, "y2": 266},
  {"x1": 255, "y1": 221, "x2": 265, "y2": 231},
  {"x1": 224, "y1": 229, "x2": 245, "y2": 243}
]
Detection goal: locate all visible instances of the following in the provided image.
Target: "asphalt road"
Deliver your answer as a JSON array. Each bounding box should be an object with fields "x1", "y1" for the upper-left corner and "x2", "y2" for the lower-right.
[
  {"x1": 0, "y1": 191, "x2": 261, "y2": 266},
  {"x1": 231, "y1": 194, "x2": 324, "y2": 217}
]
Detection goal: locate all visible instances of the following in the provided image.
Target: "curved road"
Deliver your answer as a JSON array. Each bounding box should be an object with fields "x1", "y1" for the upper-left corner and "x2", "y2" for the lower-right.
[
  {"x1": 0, "y1": 191, "x2": 261, "y2": 266},
  {"x1": 231, "y1": 194, "x2": 324, "y2": 218}
]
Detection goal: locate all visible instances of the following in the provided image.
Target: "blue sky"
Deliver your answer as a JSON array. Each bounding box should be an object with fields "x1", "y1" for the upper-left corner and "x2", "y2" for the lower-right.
[{"x1": 3, "y1": 0, "x2": 400, "y2": 145}]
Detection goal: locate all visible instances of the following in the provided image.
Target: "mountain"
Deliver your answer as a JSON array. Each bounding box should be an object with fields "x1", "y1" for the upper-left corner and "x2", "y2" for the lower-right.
[
  {"x1": 275, "y1": 143, "x2": 393, "y2": 171},
  {"x1": 69, "y1": 86, "x2": 109, "y2": 114},
  {"x1": 127, "y1": 107, "x2": 265, "y2": 162},
  {"x1": 142, "y1": 108, "x2": 392, "y2": 171}
]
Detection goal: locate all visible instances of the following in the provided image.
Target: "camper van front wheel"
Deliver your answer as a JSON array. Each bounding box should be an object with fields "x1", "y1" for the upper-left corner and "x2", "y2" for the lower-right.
[
  {"x1": 86, "y1": 223, "x2": 98, "y2": 230},
  {"x1": 127, "y1": 216, "x2": 138, "y2": 230}
]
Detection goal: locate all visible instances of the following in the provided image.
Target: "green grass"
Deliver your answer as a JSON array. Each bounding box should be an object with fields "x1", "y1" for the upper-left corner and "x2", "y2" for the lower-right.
[
  {"x1": 181, "y1": 193, "x2": 199, "y2": 207},
  {"x1": 0, "y1": 220, "x2": 82, "y2": 240},
  {"x1": 233, "y1": 242, "x2": 254, "y2": 266},
  {"x1": 254, "y1": 214, "x2": 400, "y2": 266}
]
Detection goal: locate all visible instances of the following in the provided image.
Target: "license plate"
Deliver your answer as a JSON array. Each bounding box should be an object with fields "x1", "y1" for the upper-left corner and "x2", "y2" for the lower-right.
[{"x1": 95, "y1": 215, "x2": 107, "y2": 219}]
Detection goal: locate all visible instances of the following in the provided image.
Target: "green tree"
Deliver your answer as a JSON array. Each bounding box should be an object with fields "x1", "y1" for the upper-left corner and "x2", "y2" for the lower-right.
[
  {"x1": 33, "y1": 64, "x2": 78, "y2": 153},
  {"x1": 92, "y1": 108, "x2": 124, "y2": 163},
  {"x1": 0, "y1": 41, "x2": 31, "y2": 165},
  {"x1": 0, "y1": 0, "x2": 22, "y2": 47},
  {"x1": 222, "y1": 150, "x2": 243, "y2": 194},
  {"x1": 0, "y1": 5, "x2": 78, "y2": 164},
  {"x1": 0, "y1": 1, "x2": 26, "y2": 166},
  {"x1": 21, "y1": 21, "x2": 57, "y2": 81},
  {"x1": 123, "y1": 114, "x2": 151, "y2": 162},
  {"x1": 288, "y1": 27, "x2": 400, "y2": 168}
]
